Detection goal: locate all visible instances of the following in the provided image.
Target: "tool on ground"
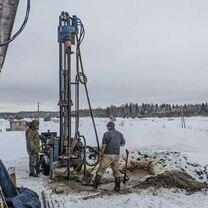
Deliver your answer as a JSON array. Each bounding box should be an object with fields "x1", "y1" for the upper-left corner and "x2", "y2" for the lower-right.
[
  {"x1": 82, "y1": 159, "x2": 101, "y2": 185},
  {"x1": 123, "y1": 149, "x2": 129, "y2": 185}
]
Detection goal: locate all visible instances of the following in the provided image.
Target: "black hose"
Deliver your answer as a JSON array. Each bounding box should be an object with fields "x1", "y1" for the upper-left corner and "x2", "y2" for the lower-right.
[
  {"x1": 78, "y1": 50, "x2": 100, "y2": 152},
  {"x1": 0, "y1": 0, "x2": 31, "y2": 47},
  {"x1": 78, "y1": 135, "x2": 87, "y2": 175},
  {"x1": 75, "y1": 20, "x2": 100, "y2": 152}
]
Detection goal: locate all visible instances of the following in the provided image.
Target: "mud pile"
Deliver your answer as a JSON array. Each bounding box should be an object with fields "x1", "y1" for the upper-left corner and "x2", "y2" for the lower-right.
[
  {"x1": 133, "y1": 170, "x2": 207, "y2": 191},
  {"x1": 121, "y1": 151, "x2": 208, "y2": 192},
  {"x1": 47, "y1": 151, "x2": 208, "y2": 195}
]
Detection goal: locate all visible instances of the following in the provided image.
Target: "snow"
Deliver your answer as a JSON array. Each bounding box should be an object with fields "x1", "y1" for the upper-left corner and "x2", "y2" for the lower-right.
[
  {"x1": 1, "y1": 117, "x2": 208, "y2": 207},
  {"x1": 68, "y1": 190, "x2": 208, "y2": 208}
]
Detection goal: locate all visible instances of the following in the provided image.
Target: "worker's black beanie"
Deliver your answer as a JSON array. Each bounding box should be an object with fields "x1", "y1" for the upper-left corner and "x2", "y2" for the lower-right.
[{"x1": 106, "y1": 121, "x2": 115, "y2": 128}]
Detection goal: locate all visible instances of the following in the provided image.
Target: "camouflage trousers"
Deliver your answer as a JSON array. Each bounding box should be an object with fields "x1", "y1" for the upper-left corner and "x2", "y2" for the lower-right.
[
  {"x1": 96, "y1": 154, "x2": 120, "y2": 178},
  {"x1": 28, "y1": 152, "x2": 39, "y2": 174}
]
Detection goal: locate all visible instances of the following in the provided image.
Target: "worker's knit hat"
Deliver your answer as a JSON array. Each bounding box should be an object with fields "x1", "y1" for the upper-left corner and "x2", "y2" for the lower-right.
[{"x1": 106, "y1": 121, "x2": 115, "y2": 128}]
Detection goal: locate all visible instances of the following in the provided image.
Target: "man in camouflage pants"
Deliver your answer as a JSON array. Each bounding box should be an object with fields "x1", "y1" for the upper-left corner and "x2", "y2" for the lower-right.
[
  {"x1": 25, "y1": 120, "x2": 40, "y2": 177},
  {"x1": 94, "y1": 121, "x2": 125, "y2": 191}
]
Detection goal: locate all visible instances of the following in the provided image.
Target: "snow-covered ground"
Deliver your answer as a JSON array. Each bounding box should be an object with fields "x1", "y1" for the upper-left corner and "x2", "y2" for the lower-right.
[{"x1": 0, "y1": 117, "x2": 208, "y2": 207}]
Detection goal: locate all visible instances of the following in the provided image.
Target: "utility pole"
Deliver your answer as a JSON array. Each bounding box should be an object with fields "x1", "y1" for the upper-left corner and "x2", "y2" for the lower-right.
[
  {"x1": 181, "y1": 107, "x2": 186, "y2": 128},
  {"x1": 37, "y1": 102, "x2": 40, "y2": 122}
]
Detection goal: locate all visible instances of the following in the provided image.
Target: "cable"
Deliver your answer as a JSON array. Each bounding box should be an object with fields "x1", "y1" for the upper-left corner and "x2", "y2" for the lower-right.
[
  {"x1": 75, "y1": 19, "x2": 87, "y2": 85},
  {"x1": 75, "y1": 20, "x2": 100, "y2": 152},
  {"x1": 0, "y1": 0, "x2": 31, "y2": 47}
]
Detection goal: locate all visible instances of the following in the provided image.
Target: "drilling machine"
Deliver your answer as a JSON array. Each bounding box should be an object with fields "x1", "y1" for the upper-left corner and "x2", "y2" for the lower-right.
[
  {"x1": 0, "y1": 1, "x2": 100, "y2": 181},
  {"x1": 40, "y1": 11, "x2": 100, "y2": 181}
]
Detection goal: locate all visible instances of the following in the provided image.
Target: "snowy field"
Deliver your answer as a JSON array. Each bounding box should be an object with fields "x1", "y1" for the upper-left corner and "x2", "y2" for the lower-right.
[{"x1": 0, "y1": 117, "x2": 208, "y2": 207}]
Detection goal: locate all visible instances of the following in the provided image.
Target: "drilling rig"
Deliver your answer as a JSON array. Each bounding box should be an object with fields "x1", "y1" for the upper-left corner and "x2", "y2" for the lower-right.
[
  {"x1": 0, "y1": 1, "x2": 99, "y2": 181},
  {"x1": 40, "y1": 11, "x2": 100, "y2": 181}
]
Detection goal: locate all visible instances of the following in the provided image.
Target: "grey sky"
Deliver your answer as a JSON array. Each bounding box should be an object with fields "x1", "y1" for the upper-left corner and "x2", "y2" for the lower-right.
[{"x1": 0, "y1": 0, "x2": 208, "y2": 112}]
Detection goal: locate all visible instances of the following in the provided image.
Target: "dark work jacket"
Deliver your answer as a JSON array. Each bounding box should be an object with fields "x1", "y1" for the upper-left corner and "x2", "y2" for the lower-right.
[{"x1": 102, "y1": 128, "x2": 125, "y2": 155}]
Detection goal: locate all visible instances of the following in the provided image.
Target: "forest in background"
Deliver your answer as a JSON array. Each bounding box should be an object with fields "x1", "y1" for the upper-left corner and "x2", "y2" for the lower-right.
[{"x1": 0, "y1": 103, "x2": 208, "y2": 119}]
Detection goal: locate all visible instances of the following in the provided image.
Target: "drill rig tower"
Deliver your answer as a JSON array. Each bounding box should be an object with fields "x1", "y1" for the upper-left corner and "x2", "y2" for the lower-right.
[{"x1": 56, "y1": 11, "x2": 100, "y2": 180}]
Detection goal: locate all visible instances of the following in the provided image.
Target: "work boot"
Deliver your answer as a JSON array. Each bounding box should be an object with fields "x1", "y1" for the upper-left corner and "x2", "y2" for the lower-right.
[
  {"x1": 29, "y1": 165, "x2": 39, "y2": 177},
  {"x1": 29, "y1": 172, "x2": 39, "y2": 177},
  {"x1": 114, "y1": 177, "x2": 120, "y2": 192},
  {"x1": 93, "y1": 175, "x2": 102, "y2": 189},
  {"x1": 35, "y1": 163, "x2": 41, "y2": 175}
]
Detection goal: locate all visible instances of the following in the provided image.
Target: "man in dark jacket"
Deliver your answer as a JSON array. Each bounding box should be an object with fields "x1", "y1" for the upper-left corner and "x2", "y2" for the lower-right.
[
  {"x1": 94, "y1": 121, "x2": 125, "y2": 191},
  {"x1": 25, "y1": 120, "x2": 40, "y2": 177}
]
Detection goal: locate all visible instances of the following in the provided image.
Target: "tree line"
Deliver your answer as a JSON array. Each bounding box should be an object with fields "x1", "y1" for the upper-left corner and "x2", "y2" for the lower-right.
[
  {"x1": 1, "y1": 103, "x2": 208, "y2": 119},
  {"x1": 80, "y1": 103, "x2": 208, "y2": 118}
]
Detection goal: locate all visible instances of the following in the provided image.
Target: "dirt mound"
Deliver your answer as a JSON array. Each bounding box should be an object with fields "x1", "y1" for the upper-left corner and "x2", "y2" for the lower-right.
[
  {"x1": 119, "y1": 151, "x2": 208, "y2": 192},
  {"x1": 133, "y1": 170, "x2": 207, "y2": 191},
  {"x1": 123, "y1": 151, "x2": 208, "y2": 182},
  {"x1": 45, "y1": 151, "x2": 208, "y2": 197}
]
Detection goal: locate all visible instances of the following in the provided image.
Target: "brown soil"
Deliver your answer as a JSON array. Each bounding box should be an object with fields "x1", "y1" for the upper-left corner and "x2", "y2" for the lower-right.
[
  {"x1": 46, "y1": 159, "x2": 207, "y2": 198},
  {"x1": 133, "y1": 170, "x2": 207, "y2": 192}
]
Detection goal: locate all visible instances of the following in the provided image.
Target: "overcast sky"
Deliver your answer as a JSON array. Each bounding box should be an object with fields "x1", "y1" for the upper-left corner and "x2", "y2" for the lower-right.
[{"x1": 0, "y1": 0, "x2": 208, "y2": 112}]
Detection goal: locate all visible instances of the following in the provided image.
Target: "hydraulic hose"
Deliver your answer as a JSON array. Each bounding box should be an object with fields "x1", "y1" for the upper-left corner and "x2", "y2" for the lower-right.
[
  {"x1": 0, "y1": 0, "x2": 31, "y2": 47},
  {"x1": 74, "y1": 18, "x2": 100, "y2": 153},
  {"x1": 76, "y1": 47, "x2": 100, "y2": 152}
]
